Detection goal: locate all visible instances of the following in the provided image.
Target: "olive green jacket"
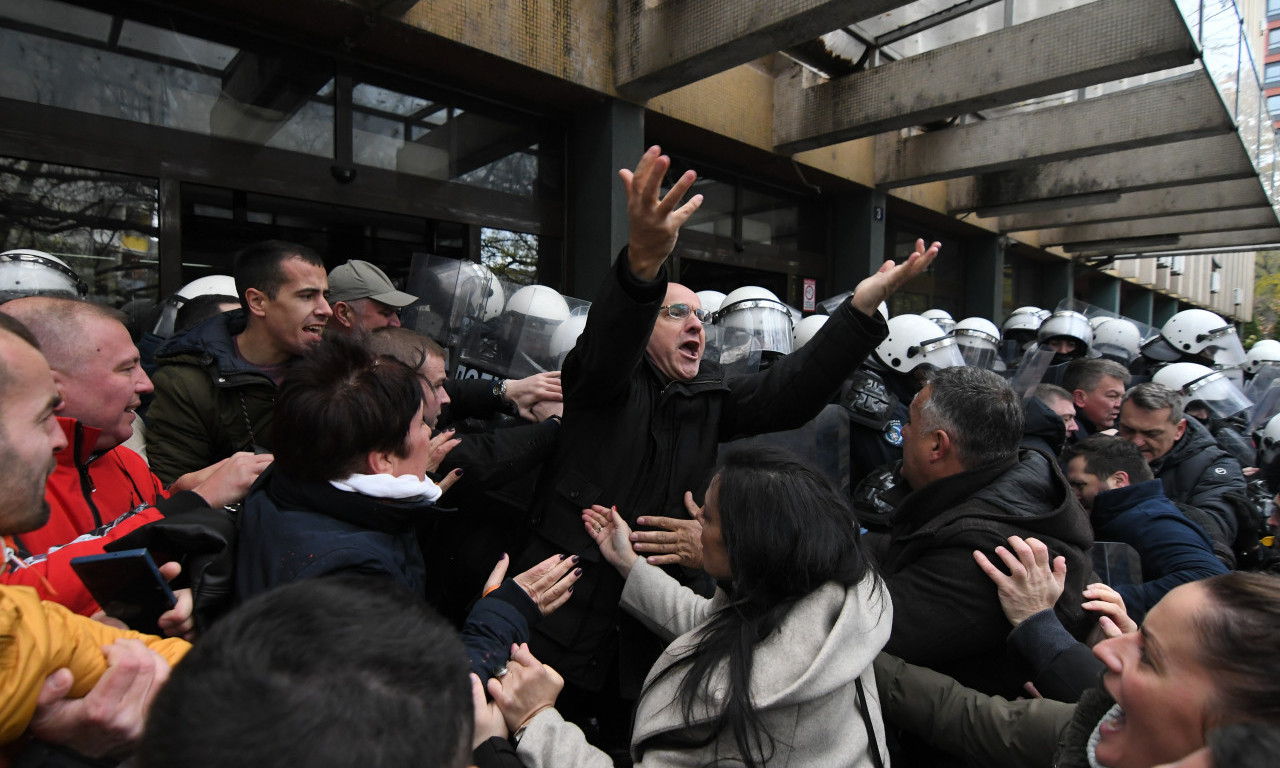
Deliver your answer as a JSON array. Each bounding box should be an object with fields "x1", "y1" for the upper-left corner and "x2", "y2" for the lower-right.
[{"x1": 147, "y1": 311, "x2": 278, "y2": 485}]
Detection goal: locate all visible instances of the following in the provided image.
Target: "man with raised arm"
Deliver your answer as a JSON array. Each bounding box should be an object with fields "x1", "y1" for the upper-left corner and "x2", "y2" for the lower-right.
[{"x1": 515, "y1": 145, "x2": 939, "y2": 750}]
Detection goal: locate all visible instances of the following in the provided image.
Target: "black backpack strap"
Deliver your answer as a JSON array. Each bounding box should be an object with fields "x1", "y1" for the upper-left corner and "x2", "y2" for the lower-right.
[{"x1": 856, "y1": 675, "x2": 885, "y2": 768}]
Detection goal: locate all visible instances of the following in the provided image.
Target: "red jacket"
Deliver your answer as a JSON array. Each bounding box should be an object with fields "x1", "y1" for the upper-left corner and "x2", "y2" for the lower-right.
[
  {"x1": 1, "y1": 418, "x2": 173, "y2": 615},
  {"x1": 13, "y1": 418, "x2": 167, "y2": 559}
]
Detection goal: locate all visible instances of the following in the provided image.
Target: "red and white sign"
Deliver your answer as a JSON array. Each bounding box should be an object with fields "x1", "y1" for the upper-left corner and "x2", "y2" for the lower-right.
[{"x1": 802, "y1": 279, "x2": 817, "y2": 312}]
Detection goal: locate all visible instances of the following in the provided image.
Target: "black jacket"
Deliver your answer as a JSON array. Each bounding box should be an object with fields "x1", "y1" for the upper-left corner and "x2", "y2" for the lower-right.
[
  {"x1": 520, "y1": 251, "x2": 888, "y2": 690},
  {"x1": 1152, "y1": 416, "x2": 1246, "y2": 542},
  {"x1": 877, "y1": 449, "x2": 1094, "y2": 699},
  {"x1": 1022, "y1": 397, "x2": 1067, "y2": 458}
]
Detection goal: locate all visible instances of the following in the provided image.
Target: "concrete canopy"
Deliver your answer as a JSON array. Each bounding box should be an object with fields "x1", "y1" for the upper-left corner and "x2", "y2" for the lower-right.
[
  {"x1": 773, "y1": 0, "x2": 1197, "y2": 154},
  {"x1": 873, "y1": 72, "x2": 1234, "y2": 188},
  {"x1": 998, "y1": 178, "x2": 1271, "y2": 232},
  {"x1": 947, "y1": 134, "x2": 1258, "y2": 216},
  {"x1": 615, "y1": 0, "x2": 911, "y2": 100},
  {"x1": 1042, "y1": 208, "x2": 1280, "y2": 248}
]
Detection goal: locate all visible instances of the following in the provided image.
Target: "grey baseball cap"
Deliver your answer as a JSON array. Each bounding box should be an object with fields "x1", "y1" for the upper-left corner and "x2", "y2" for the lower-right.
[{"x1": 327, "y1": 260, "x2": 417, "y2": 307}]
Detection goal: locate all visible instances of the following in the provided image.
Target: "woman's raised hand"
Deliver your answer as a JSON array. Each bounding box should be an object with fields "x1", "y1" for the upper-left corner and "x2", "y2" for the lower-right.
[{"x1": 583, "y1": 504, "x2": 638, "y2": 577}]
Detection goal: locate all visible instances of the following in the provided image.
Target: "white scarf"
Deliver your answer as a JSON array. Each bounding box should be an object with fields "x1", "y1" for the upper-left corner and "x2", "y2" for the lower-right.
[{"x1": 330, "y1": 472, "x2": 443, "y2": 504}]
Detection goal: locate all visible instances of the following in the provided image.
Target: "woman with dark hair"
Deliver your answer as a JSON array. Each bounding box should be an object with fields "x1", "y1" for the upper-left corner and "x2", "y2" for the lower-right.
[
  {"x1": 873, "y1": 570, "x2": 1280, "y2": 768},
  {"x1": 234, "y1": 336, "x2": 579, "y2": 680},
  {"x1": 481, "y1": 446, "x2": 891, "y2": 768}
]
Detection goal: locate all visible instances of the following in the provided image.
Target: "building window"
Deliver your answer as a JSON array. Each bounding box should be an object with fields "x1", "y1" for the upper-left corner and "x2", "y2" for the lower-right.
[
  {"x1": 0, "y1": 156, "x2": 159, "y2": 308},
  {"x1": 1267, "y1": 62, "x2": 1280, "y2": 85},
  {"x1": 1271, "y1": 27, "x2": 1280, "y2": 52},
  {"x1": 1271, "y1": 0, "x2": 1280, "y2": 19}
]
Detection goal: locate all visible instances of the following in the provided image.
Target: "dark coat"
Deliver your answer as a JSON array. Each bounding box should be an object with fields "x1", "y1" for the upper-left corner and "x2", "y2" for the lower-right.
[
  {"x1": 877, "y1": 449, "x2": 1094, "y2": 699},
  {"x1": 1091, "y1": 479, "x2": 1227, "y2": 623},
  {"x1": 235, "y1": 467, "x2": 430, "y2": 603},
  {"x1": 147, "y1": 310, "x2": 279, "y2": 484},
  {"x1": 1022, "y1": 397, "x2": 1067, "y2": 458},
  {"x1": 520, "y1": 251, "x2": 888, "y2": 691},
  {"x1": 1151, "y1": 416, "x2": 1246, "y2": 542}
]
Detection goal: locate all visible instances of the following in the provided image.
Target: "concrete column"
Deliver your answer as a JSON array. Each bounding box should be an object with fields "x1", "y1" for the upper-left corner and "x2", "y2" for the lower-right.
[
  {"x1": 965, "y1": 234, "x2": 1005, "y2": 321},
  {"x1": 567, "y1": 98, "x2": 645, "y2": 296},
  {"x1": 1123, "y1": 288, "x2": 1154, "y2": 326},
  {"x1": 1153, "y1": 295, "x2": 1179, "y2": 327},
  {"x1": 1087, "y1": 275, "x2": 1121, "y2": 313},
  {"x1": 830, "y1": 188, "x2": 887, "y2": 293}
]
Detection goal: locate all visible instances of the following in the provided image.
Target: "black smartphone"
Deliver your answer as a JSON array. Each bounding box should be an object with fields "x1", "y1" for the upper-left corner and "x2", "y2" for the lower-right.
[{"x1": 70, "y1": 548, "x2": 177, "y2": 636}]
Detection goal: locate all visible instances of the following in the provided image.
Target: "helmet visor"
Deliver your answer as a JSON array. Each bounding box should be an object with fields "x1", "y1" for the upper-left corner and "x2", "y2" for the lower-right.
[
  {"x1": 1142, "y1": 336, "x2": 1184, "y2": 363},
  {"x1": 717, "y1": 299, "x2": 794, "y2": 356},
  {"x1": 1183, "y1": 370, "x2": 1253, "y2": 419},
  {"x1": 913, "y1": 335, "x2": 965, "y2": 370},
  {"x1": 1203, "y1": 326, "x2": 1246, "y2": 368}
]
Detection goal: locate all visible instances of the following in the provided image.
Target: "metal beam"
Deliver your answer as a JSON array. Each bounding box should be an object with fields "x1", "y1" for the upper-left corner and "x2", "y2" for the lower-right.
[
  {"x1": 949, "y1": 133, "x2": 1256, "y2": 214},
  {"x1": 775, "y1": 0, "x2": 1196, "y2": 153},
  {"x1": 1070, "y1": 228, "x2": 1280, "y2": 256},
  {"x1": 1001, "y1": 179, "x2": 1270, "y2": 231},
  {"x1": 875, "y1": 73, "x2": 1233, "y2": 188},
  {"x1": 616, "y1": 0, "x2": 910, "y2": 100},
  {"x1": 1042, "y1": 208, "x2": 1280, "y2": 247}
]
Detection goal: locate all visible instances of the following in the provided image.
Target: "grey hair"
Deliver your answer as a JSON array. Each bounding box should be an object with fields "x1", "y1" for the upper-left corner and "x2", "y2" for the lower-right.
[
  {"x1": 1123, "y1": 382, "x2": 1184, "y2": 425},
  {"x1": 918, "y1": 366, "x2": 1023, "y2": 470},
  {"x1": 0, "y1": 296, "x2": 126, "y2": 374},
  {"x1": 1033, "y1": 383, "x2": 1073, "y2": 407},
  {"x1": 1061, "y1": 357, "x2": 1131, "y2": 394}
]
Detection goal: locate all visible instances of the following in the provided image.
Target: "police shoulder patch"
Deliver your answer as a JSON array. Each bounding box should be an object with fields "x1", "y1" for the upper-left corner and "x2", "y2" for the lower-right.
[{"x1": 884, "y1": 419, "x2": 904, "y2": 446}]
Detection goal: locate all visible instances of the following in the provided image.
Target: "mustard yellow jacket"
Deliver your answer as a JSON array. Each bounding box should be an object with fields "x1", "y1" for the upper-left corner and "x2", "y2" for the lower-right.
[{"x1": 0, "y1": 585, "x2": 190, "y2": 744}]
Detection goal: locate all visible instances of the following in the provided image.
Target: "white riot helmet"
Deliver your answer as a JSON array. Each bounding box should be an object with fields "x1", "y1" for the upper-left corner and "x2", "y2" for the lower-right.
[
  {"x1": 549, "y1": 311, "x2": 588, "y2": 367},
  {"x1": 1153, "y1": 361, "x2": 1252, "y2": 419},
  {"x1": 1002, "y1": 306, "x2": 1045, "y2": 339},
  {"x1": 505, "y1": 285, "x2": 570, "y2": 324},
  {"x1": 921, "y1": 309, "x2": 956, "y2": 334},
  {"x1": 717, "y1": 286, "x2": 794, "y2": 358},
  {"x1": 1255, "y1": 413, "x2": 1280, "y2": 466},
  {"x1": 793, "y1": 315, "x2": 828, "y2": 350},
  {"x1": 953, "y1": 317, "x2": 1001, "y2": 369},
  {"x1": 0, "y1": 249, "x2": 88, "y2": 303},
  {"x1": 873, "y1": 314, "x2": 965, "y2": 374},
  {"x1": 1037, "y1": 310, "x2": 1093, "y2": 356},
  {"x1": 1145, "y1": 309, "x2": 1246, "y2": 369},
  {"x1": 1245, "y1": 339, "x2": 1280, "y2": 376},
  {"x1": 1091, "y1": 317, "x2": 1143, "y2": 365},
  {"x1": 695, "y1": 290, "x2": 726, "y2": 315},
  {"x1": 152, "y1": 274, "x2": 237, "y2": 338}
]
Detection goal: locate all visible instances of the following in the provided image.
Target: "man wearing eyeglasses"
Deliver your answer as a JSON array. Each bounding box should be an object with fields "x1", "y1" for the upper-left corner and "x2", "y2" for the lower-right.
[{"x1": 510, "y1": 146, "x2": 941, "y2": 752}]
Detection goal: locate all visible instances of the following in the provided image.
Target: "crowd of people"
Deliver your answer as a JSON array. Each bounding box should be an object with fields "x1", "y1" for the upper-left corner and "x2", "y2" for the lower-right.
[{"x1": 0, "y1": 146, "x2": 1278, "y2": 768}]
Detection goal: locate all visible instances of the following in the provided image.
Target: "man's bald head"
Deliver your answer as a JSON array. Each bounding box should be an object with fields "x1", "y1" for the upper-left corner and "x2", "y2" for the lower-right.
[
  {"x1": 646, "y1": 282, "x2": 706, "y2": 382},
  {"x1": 1, "y1": 296, "x2": 151, "y2": 452}
]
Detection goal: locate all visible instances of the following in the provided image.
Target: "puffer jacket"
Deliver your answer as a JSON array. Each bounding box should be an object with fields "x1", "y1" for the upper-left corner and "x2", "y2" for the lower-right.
[
  {"x1": 1151, "y1": 416, "x2": 1246, "y2": 542},
  {"x1": 876, "y1": 449, "x2": 1094, "y2": 699},
  {"x1": 147, "y1": 310, "x2": 279, "y2": 484},
  {"x1": 0, "y1": 585, "x2": 189, "y2": 748}
]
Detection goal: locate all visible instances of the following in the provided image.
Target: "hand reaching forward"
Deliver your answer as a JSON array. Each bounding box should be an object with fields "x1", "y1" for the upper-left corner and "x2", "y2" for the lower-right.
[
  {"x1": 481, "y1": 552, "x2": 581, "y2": 617},
  {"x1": 620, "y1": 146, "x2": 703, "y2": 280},
  {"x1": 1082, "y1": 582, "x2": 1138, "y2": 638},
  {"x1": 851, "y1": 239, "x2": 942, "y2": 317},
  {"x1": 487, "y1": 643, "x2": 564, "y2": 733},
  {"x1": 973, "y1": 535, "x2": 1066, "y2": 627},
  {"x1": 629, "y1": 491, "x2": 704, "y2": 569},
  {"x1": 583, "y1": 505, "x2": 638, "y2": 577}
]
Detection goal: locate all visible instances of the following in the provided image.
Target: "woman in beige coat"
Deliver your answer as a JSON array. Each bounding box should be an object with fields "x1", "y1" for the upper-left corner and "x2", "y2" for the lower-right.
[{"x1": 482, "y1": 446, "x2": 892, "y2": 768}]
